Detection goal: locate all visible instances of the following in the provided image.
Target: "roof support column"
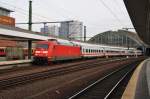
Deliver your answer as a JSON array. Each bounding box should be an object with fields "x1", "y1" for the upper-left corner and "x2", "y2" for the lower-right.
[
  {"x1": 28, "y1": 40, "x2": 32, "y2": 59},
  {"x1": 28, "y1": 0, "x2": 32, "y2": 59},
  {"x1": 146, "y1": 0, "x2": 150, "y2": 44}
]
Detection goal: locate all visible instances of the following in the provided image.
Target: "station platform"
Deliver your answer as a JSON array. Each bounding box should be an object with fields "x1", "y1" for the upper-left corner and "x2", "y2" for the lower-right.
[
  {"x1": 0, "y1": 60, "x2": 32, "y2": 70},
  {"x1": 122, "y1": 58, "x2": 150, "y2": 99}
]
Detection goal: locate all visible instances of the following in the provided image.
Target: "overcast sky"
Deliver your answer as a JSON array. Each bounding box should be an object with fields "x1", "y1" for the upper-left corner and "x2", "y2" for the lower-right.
[{"x1": 0, "y1": 0, "x2": 134, "y2": 39}]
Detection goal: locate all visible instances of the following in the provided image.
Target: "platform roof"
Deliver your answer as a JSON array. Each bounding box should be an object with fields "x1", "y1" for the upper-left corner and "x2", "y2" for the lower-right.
[
  {"x1": 0, "y1": 24, "x2": 51, "y2": 41},
  {"x1": 0, "y1": 7, "x2": 14, "y2": 12},
  {"x1": 123, "y1": 0, "x2": 150, "y2": 46},
  {"x1": 88, "y1": 30, "x2": 148, "y2": 47}
]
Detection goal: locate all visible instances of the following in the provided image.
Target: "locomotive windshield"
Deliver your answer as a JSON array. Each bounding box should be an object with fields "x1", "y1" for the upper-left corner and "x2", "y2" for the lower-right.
[{"x1": 36, "y1": 44, "x2": 49, "y2": 49}]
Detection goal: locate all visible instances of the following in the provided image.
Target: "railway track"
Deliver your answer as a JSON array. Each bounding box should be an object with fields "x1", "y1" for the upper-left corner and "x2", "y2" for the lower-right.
[
  {"x1": 0, "y1": 57, "x2": 120, "y2": 75},
  {"x1": 68, "y1": 60, "x2": 141, "y2": 99},
  {"x1": 0, "y1": 57, "x2": 136, "y2": 90}
]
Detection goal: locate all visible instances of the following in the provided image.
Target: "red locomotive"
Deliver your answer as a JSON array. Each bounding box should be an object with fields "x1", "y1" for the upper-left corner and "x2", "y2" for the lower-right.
[{"x1": 34, "y1": 39, "x2": 81, "y2": 64}]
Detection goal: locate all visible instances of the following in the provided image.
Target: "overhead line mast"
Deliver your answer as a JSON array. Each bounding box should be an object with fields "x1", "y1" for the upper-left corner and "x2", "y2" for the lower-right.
[{"x1": 28, "y1": 0, "x2": 32, "y2": 59}]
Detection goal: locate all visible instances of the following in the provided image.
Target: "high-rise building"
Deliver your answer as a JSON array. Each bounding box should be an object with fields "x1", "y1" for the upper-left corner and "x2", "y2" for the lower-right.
[
  {"x1": 59, "y1": 20, "x2": 83, "y2": 40},
  {"x1": 40, "y1": 25, "x2": 59, "y2": 37},
  {"x1": 40, "y1": 26, "x2": 49, "y2": 36},
  {"x1": 48, "y1": 25, "x2": 59, "y2": 36}
]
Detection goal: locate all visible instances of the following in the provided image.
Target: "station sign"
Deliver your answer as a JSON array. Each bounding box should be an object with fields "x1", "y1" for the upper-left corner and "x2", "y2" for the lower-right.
[{"x1": 0, "y1": 16, "x2": 15, "y2": 26}]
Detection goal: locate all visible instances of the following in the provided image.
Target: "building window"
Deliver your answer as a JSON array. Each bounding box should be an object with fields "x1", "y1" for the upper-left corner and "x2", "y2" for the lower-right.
[{"x1": 0, "y1": 9, "x2": 10, "y2": 16}]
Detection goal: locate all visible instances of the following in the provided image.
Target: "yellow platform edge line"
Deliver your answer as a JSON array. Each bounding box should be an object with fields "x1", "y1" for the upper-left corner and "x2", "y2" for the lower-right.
[{"x1": 121, "y1": 59, "x2": 146, "y2": 99}]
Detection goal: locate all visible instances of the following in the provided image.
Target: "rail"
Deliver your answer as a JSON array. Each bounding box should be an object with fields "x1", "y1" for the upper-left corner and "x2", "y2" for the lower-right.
[
  {"x1": 0, "y1": 58, "x2": 133, "y2": 90},
  {"x1": 68, "y1": 60, "x2": 141, "y2": 99}
]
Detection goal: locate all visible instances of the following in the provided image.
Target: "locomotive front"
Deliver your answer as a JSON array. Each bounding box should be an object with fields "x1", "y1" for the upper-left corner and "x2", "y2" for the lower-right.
[{"x1": 33, "y1": 41, "x2": 54, "y2": 64}]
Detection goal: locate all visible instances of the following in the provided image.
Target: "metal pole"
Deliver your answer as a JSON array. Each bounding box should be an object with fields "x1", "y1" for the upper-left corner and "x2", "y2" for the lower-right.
[
  {"x1": 43, "y1": 23, "x2": 47, "y2": 34},
  {"x1": 127, "y1": 37, "x2": 129, "y2": 50},
  {"x1": 84, "y1": 26, "x2": 86, "y2": 42},
  {"x1": 28, "y1": 40, "x2": 32, "y2": 59},
  {"x1": 28, "y1": 0, "x2": 32, "y2": 59},
  {"x1": 28, "y1": 0, "x2": 32, "y2": 31},
  {"x1": 67, "y1": 21, "x2": 70, "y2": 40}
]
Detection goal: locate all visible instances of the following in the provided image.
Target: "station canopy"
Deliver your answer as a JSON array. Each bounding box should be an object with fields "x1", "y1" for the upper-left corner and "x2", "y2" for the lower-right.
[{"x1": 88, "y1": 30, "x2": 148, "y2": 48}]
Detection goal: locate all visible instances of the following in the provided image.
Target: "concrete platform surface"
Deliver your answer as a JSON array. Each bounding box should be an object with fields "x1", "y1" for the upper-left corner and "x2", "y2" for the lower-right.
[
  {"x1": 122, "y1": 58, "x2": 150, "y2": 99},
  {"x1": 0, "y1": 60, "x2": 32, "y2": 70}
]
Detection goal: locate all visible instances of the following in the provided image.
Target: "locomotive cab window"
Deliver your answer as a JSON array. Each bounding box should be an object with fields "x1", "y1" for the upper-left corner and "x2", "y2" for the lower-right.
[{"x1": 36, "y1": 44, "x2": 49, "y2": 49}]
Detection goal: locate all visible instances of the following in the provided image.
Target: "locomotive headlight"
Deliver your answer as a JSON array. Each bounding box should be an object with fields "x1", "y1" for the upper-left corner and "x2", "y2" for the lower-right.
[
  {"x1": 43, "y1": 51, "x2": 48, "y2": 54},
  {"x1": 35, "y1": 51, "x2": 40, "y2": 53}
]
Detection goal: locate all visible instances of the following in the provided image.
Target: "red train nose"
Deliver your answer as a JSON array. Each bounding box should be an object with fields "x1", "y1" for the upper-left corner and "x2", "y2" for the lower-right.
[{"x1": 35, "y1": 50, "x2": 48, "y2": 56}]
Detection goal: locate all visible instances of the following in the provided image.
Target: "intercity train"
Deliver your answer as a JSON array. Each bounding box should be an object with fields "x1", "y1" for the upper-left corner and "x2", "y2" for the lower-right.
[{"x1": 33, "y1": 38, "x2": 142, "y2": 64}]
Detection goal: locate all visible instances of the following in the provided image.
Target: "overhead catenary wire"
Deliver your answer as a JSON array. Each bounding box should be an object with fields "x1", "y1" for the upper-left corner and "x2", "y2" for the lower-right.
[
  {"x1": 0, "y1": 1, "x2": 51, "y2": 21},
  {"x1": 98, "y1": 0, "x2": 124, "y2": 28},
  {"x1": 40, "y1": 0, "x2": 76, "y2": 21},
  {"x1": 113, "y1": 0, "x2": 126, "y2": 15},
  {"x1": 113, "y1": 0, "x2": 133, "y2": 28}
]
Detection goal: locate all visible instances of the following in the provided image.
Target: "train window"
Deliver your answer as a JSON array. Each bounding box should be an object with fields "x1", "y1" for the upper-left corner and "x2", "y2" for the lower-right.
[
  {"x1": 0, "y1": 49, "x2": 4, "y2": 52},
  {"x1": 83, "y1": 49, "x2": 85, "y2": 52},
  {"x1": 36, "y1": 44, "x2": 49, "y2": 49},
  {"x1": 0, "y1": 49, "x2": 3, "y2": 52},
  {"x1": 86, "y1": 49, "x2": 88, "y2": 53}
]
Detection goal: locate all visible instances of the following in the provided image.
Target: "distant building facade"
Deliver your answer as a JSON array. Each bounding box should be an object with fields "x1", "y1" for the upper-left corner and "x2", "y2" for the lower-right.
[
  {"x1": 0, "y1": 7, "x2": 15, "y2": 26},
  {"x1": 40, "y1": 25, "x2": 59, "y2": 37},
  {"x1": 59, "y1": 20, "x2": 83, "y2": 40},
  {"x1": 0, "y1": 7, "x2": 16, "y2": 51}
]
